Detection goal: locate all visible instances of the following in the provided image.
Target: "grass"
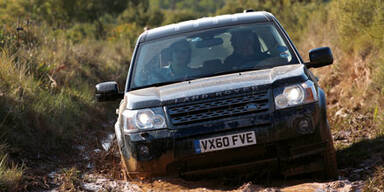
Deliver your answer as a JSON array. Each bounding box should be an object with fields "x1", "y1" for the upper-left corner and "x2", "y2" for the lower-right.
[
  {"x1": 0, "y1": 19, "x2": 134, "y2": 190},
  {"x1": 364, "y1": 166, "x2": 384, "y2": 192},
  {"x1": 372, "y1": 55, "x2": 384, "y2": 95},
  {"x1": 294, "y1": 0, "x2": 384, "y2": 188},
  {"x1": 58, "y1": 167, "x2": 82, "y2": 192},
  {"x1": 0, "y1": 144, "x2": 24, "y2": 192},
  {"x1": 0, "y1": 27, "x2": 131, "y2": 151},
  {"x1": 0, "y1": 0, "x2": 383, "y2": 190}
]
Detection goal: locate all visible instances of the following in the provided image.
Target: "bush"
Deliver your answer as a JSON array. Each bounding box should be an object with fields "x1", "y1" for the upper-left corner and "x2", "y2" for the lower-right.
[
  {"x1": 331, "y1": 0, "x2": 384, "y2": 52},
  {"x1": 64, "y1": 23, "x2": 97, "y2": 43},
  {"x1": 108, "y1": 23, "x2": 142, "y2": 47},
  {"x1": 162, "y1": 10, "x2": 199, "y2": 25},
  {"x1": 0, "y1": 21, "x2": 130, "y2": 153},
  {"x1": 216, "y1": 0, "x2": 325, "y2": 43},
  {"x1": 1, "y1": 0, "x2": 383, "y2": 190},
  {"x1": 372, "y1": 54, "x2": 384, "y2": 94}
]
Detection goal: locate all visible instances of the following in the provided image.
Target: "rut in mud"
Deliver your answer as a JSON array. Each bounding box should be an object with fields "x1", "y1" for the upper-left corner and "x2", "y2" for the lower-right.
[{"x1": 22, "y1": 126, "x2": 382, "y2": 192}]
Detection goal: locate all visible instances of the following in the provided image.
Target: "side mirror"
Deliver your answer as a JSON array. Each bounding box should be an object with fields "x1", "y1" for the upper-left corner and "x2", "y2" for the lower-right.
[
  {"x1": 95, "y1": 81, "x2": 123, "y2": 102},
  {"x1": 305, "y1": 47, "x2": 333, "y2": 68}
]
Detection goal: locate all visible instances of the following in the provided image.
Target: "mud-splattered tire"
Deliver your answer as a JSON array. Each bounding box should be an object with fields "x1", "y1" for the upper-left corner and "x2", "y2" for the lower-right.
[
  {"x1": 120, "y1": 154, "x2": 130, "y2": 181},
  {"x1": 322, "y1": 124, "x2": 338, "y2": 179}
]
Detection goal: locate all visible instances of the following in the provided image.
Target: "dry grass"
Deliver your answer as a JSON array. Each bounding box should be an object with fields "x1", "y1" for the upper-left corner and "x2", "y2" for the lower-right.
[
  {"x1": 294, "y1": 0, "x2": 384, "y2": 187},
  {"x1": 0, "y1": 0, "x2": 383, "y2": 190},
  {"x1": 296, "y1": 0, "x2": 383, "y2": 140},
  {"x1": 0, "y1": 19, "x2": 133, "y2": 190},
  {"x1": 0, "y1": 144, "x2": 24, "y2": 192},
  {"x1": 0, "y1": 24, "x2": 131, "y2": 150},
  {"x1": 58, "y1": 167, "x2": 82, "y2": 192},
  {"x1": 364, "y1": 166, "x2": 384, "y2": 192}
]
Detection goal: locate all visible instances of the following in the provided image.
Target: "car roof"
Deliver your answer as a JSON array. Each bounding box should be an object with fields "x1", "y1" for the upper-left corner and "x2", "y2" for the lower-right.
[{"x1": 139, "y1": 11, "x2": 274, "y2": 42}]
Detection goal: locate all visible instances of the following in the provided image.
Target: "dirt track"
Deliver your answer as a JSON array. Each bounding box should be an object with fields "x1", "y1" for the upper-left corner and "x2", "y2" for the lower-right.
[
  {"x1": 47, "y1": 171, "x2": 364, "y2": 192},
  {"x1": 35, "y1": 131, "x2": 368, "y2": 192},
  {"x1": 21, "y1": 120, "x2": 383, "y2": 192}
]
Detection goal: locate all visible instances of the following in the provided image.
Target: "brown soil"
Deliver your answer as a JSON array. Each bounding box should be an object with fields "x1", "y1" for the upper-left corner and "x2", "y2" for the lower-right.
[{"x1": 20, "y1": 132, "x2": 368, "y2": 192}]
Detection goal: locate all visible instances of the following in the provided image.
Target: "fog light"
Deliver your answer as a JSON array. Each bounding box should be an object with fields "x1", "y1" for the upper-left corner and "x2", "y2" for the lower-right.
[
  {"x1": 275, "y1": 94, "x2": 288, "y2": 108},
  {"x1": 296, "y1": 118, "x2": 314, "y2": 135},
  {"x1": 139, "y1": 145, "x2": 150, "y2": 157}
]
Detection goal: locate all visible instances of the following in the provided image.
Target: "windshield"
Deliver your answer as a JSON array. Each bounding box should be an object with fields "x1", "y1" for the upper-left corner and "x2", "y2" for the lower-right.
[{"x1": 131, "y1": 23, "x2": 299, "y2": 89}]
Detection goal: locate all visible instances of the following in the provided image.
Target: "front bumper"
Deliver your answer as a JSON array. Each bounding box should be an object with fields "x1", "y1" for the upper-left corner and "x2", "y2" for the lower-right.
[{"x1": 119, "y1": 103, "x2": 328, "y2": 177}]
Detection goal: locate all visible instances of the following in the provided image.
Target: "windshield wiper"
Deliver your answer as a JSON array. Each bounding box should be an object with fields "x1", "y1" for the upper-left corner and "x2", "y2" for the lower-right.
[
  {"x1": 204, "y1": 66, "x2": 268, "y2": 78},
  {"x1": 131, "y1": 79, "x2": 191, "y2": 90}
]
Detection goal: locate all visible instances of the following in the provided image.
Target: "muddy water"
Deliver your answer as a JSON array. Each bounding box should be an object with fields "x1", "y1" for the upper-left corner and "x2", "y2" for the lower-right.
[
  {"x1": 78, "y1": 172, "x2": 363, "y2": 192},
  {"x1": 40, "y1": 132, "x2": 363, "y2": 192},
  {"x1": 131, "y1": 179, "x2": 363, "y2": 192},
  {"x1": 76, "y1": 134, "x2": 363, "y2": 192}
]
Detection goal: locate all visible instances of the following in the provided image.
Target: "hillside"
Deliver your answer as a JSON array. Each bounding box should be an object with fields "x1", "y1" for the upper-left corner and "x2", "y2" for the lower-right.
[{"x1": 0, "y1": 0, "x2": 383, "y2": 191}]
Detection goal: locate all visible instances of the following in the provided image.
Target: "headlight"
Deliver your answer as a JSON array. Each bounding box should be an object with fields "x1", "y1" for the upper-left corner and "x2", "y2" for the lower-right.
[
  {"x1": 122, "y1": 107, "x2": 166, "y2": 132},
  {"x1": 274, "y1": 80, "x2": 317, "y2": 109}
]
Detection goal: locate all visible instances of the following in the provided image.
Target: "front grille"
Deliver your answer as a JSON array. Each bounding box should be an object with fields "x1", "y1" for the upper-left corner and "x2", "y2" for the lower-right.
[{"x1": 167, "y1": 89, "x2": 270, "y2": 126}]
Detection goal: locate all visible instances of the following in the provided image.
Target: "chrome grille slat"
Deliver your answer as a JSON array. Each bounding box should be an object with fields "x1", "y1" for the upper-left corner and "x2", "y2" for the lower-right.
[
  {"x1": 168, "y1": 92, "x2": 268, "y2": 115},
  {"x1": 167, "y1": 90, "x2": 270, "y2": 126}
]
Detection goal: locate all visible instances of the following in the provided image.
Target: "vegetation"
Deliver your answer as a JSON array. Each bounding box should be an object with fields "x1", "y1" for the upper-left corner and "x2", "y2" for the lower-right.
[
  {"x1": 302, "y1": 0, "x2": 384, "y2": 189},
  {"x1": 0, "y1": 144, "x2": 23, "y2": 191},
  {"x1": 364, "y1": 166, "x2": 384, "y2": 192},
  {"x1": 58, "y1": 167, "x2": 82, "y2": 191},
  {"x1": 0, "y1": 0, "x2": 383, "y2": 191}
]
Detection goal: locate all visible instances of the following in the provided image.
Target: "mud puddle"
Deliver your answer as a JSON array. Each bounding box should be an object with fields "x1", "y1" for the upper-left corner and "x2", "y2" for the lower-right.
[
  {"x1": 34, "y1": 131, "x2": 365, "y2": 192},
  {"x1": 46, "y1": 171, "x2": 364, "y2": 192}
]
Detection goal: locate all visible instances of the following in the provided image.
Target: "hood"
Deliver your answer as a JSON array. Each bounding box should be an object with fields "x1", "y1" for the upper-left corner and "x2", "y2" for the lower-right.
[{"x1": 126, "y1": 64, "x2": 308, "y2": 109}]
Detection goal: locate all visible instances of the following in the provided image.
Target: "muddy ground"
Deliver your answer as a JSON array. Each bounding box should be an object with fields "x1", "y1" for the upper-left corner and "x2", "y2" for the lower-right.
[
  {"x1": 25, "y1": 147, "x2": 364, "y2": 192},
  {"x1": 17, "y1": 126, "x2": 382, "y2": 192}
]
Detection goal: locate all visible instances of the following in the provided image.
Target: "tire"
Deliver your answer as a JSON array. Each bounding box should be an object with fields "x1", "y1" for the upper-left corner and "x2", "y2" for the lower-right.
[
  {"x1": 322, "y1": 123, "x2": 338, "y2": 179},
  {"x1": 120, "y1": 153, "x2": 130, "y2": 181}
]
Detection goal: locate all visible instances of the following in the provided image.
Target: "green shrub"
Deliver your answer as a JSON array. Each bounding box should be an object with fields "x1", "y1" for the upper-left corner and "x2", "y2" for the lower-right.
[
  {"x1": 64, "y1": 23, "x2": 97, "y2": 43},
  {"x1": 162, "y1": 10, "x2": 199, "y2": 25},
  {"x1": 108, "y1": 23, "x2": 142, "y2": 47},
  {"x1": 0, "y1": 21, "x2": 129, "y2": 153},
  {"x1": 331, "y1": 0, "x2": 384, "y2": 52},
  {"x1": 216, "y1": 0, "x2": 326, "y2": 43}
]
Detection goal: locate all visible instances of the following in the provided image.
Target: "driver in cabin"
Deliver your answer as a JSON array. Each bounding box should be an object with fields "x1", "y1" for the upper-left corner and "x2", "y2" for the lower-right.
[
  {"x1": 224, "y1": 30, "x2": 269, "y2": 69},
  {"x1": 138, "y1": 39, "x2": 195, "y2": 86},
  {"x1": 161, "y1": 39, "x2": 197, "y2": 81}
]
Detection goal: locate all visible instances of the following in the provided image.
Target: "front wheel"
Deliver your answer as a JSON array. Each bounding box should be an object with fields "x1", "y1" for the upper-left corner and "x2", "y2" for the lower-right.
[
  {"x1": 120, "y1": 153, "x2": 130, "y2": 181},
  {"x1": 322, "y1": 124, "x2": 338, "y2": 179}
]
